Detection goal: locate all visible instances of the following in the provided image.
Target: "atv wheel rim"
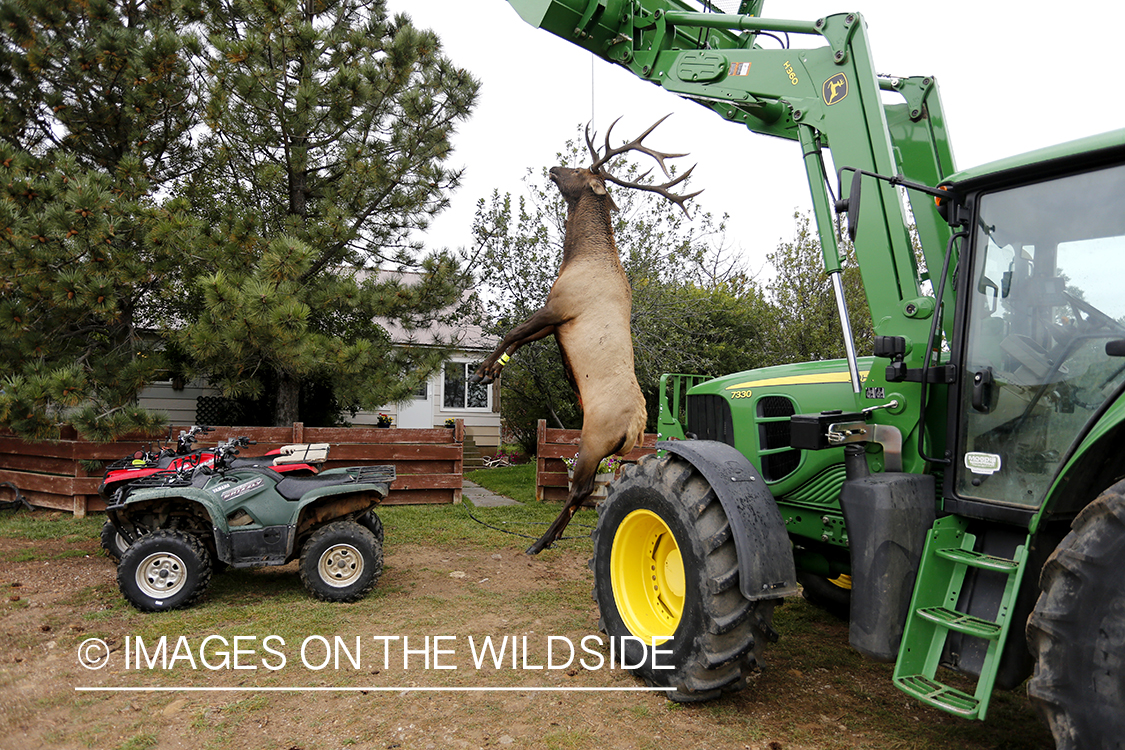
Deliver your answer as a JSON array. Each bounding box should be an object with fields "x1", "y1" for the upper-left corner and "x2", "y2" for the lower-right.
[
  {"x1": 318, "y1": 543, "x2": 364, "y2": 588},
  {"x1": 610, "y1": 509, "x2": 684, "y2": 644},
  {"x1": 135, "y1": 552, "x2": 187, "y2": 598}
]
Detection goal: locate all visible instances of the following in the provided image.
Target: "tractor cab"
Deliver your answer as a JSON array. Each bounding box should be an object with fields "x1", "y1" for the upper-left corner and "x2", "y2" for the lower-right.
[{"x1": 949, "y1": 138, "x2": 1125, "y2": 521}]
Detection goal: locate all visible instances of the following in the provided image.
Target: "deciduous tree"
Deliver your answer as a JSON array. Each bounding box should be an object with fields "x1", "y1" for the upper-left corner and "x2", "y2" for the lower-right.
[{"x1": 765, "y1": 211, "x2": 873, "y2": 363}]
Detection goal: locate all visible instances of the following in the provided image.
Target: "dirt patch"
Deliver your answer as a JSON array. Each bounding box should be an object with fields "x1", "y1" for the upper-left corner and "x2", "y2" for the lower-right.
[{"x1": 0, "y1": 520, "x2": 1053, "y2": 750}]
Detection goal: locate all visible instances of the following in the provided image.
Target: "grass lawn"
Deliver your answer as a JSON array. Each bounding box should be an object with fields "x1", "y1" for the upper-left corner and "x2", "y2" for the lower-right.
[
  {"x1": 464, "y1": 462, "x2": 537, "y2": 504},
  {"x1": 0, "y1": 479, "x2": 1055, "y2": 750}
]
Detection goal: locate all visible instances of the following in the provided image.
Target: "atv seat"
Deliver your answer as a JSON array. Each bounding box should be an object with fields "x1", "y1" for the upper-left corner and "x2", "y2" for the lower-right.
[
  {"x1": 275, "y1": 474, "x2": 359, "y2": 501},
  {"x1": 274, "y1": 443, "x2": 329, "y2": 465}
]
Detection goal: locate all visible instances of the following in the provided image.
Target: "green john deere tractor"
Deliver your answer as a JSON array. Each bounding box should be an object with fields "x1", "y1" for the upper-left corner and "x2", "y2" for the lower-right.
[{"x1": 503, "y1": 2, "x2": 1125, "y2": 747}]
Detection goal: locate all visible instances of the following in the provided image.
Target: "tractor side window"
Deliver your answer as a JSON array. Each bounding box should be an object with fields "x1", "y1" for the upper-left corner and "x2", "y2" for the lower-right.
[{"x1": 956, "y1": 162, "x2": 1125, "y2": 507}]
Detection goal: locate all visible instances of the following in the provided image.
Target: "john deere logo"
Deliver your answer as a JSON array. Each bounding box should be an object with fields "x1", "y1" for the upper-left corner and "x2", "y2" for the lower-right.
[{"x1": 823, "y1": 73, "x2": 848, "y2": 105}]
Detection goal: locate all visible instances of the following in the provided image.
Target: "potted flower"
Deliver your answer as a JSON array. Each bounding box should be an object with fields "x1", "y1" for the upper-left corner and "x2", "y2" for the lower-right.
[
  {"x1": 562, "y1": 453, "x2": 621, "y2": 500},
  {"x1": 376, "y1": 413, "x2": 393, "y2": 428}
]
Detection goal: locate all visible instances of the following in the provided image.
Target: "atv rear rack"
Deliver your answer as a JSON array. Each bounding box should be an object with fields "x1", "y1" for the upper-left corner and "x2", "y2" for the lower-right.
[{"x1": 345, "y1": 465, "x2": 396, "y2": 484}]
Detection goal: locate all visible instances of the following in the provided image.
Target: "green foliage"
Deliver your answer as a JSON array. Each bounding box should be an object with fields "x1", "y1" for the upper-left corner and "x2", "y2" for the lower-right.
[
  {"x1": 173, "y1": 0, "x2": 481, "y2": 425},
  {"x1": 765, "y1": 211, "x2": 875, "y2": 363},
  {"x1": 0, "y1": 0, "x2": 203, "y2": 440}
]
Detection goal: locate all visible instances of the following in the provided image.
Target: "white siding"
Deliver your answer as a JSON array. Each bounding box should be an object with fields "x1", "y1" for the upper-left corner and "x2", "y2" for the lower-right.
[{"x1": 137, "y1": 380, "x2": 220, "y2": 426}]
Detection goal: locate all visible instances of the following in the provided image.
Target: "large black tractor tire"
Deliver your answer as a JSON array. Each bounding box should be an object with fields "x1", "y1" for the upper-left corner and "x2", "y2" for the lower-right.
[
  {"x1": 299, "y1": 520, "x2": 383, "y2": 603},
  {"x1": 591, "y1": 453, "x2": 778, "y2": 702},
  {"x1": 797, "y1": 571, "x2": 851, "y2": 621},
  {"x1": 100, "y1": 520, "x2": 131, "y2": 563},
  {"x1": 117, "y1": 530, "x2": 213, "y2": 612},
  {"x1": 1027, "y1": 481, "x2": 1125, "y2": 750}
]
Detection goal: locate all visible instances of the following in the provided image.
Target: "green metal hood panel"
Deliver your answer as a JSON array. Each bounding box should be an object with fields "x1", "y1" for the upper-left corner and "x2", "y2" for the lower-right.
[
  {"x1": 945, "y1": 129, "x2": 1125, "y2": 189},
  {"x1": 696, "y1": 358, "x2": 875, "y2": 396}
]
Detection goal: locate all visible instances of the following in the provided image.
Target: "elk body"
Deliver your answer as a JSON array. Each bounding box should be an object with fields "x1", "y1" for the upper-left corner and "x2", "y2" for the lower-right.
[{"x1": 472, "y1": 117, "x2": 698, "y2": 555}]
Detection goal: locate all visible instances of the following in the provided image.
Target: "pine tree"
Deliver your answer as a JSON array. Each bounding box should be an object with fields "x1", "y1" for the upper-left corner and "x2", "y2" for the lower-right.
[
  {"x1": 176, "y1": 0, "x2": 479, "y2": 425},
  {"x1": 0, "y1": 0, "x2": 202, "y2": 440}
]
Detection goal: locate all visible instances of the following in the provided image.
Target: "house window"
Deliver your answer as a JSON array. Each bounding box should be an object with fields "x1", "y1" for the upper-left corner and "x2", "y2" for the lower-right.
[{"x1": 443, "y1": 362, "x2": 489, "y2": 410}]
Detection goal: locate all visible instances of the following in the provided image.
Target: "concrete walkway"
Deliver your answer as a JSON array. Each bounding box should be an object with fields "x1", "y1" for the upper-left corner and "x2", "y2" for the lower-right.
[{"x1": 462, "y1": 479, "x2": 520, "y2": 507}]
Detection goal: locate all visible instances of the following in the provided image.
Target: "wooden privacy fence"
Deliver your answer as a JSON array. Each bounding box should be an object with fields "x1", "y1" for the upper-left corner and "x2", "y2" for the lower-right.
[
  {"x1": 0, "y1": 421, "x2": 466, "y2": 516},
  {"x1": 535, "y1": 419, "x2": 658, "y2": 502}
]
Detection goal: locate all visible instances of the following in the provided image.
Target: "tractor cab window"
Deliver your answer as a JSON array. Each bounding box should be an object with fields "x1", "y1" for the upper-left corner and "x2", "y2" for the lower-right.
[{"x1": 956, "y1": 162, "x2": 1125, "y2": 508}]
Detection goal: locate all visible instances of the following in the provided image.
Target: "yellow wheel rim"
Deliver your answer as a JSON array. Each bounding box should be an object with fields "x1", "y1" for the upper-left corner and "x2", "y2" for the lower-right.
[{"x1": 610, "y1": 509, "x2": 684, "y2": 644}]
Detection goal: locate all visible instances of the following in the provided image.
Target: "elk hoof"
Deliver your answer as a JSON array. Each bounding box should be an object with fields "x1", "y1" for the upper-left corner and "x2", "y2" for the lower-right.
[
  {"x1": 469, "y1": 372, "x2": 492, "y2": 386},
  {"x1": 525, "y1": 538, "x2": 551, "y2": 555}
]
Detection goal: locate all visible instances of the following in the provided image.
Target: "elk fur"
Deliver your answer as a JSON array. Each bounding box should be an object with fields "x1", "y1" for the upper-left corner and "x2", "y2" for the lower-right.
[{"x1": 472, "y1": 117, "x2": 696, "y2": 555}]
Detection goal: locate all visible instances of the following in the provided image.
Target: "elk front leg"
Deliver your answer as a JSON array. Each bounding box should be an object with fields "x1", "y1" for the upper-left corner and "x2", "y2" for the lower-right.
[{"x1": 471, "y1": 306, "x2": 567, "y2": 385}]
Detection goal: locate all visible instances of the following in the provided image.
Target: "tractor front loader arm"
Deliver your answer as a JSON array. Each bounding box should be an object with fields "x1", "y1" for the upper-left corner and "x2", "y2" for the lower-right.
[{"x1": 506, "y1": 0, "x2": 957, "y2": 464}]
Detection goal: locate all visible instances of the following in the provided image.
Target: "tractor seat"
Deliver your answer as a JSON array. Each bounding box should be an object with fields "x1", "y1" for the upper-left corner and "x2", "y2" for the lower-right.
[{"x1": 275, "y1": 474, "x2": 357, "y2": 501}]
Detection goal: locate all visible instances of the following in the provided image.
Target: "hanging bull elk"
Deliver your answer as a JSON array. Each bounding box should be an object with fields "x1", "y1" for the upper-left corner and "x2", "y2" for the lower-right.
[{"x1": 471, "y1": 115, "x2": 700, "y2": 555}]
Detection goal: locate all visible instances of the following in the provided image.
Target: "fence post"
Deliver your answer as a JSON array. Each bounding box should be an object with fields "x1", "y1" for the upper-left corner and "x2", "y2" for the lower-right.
[
  {"x1": 453, "y1": 419, "x2": 464, "y2": 504},
  {"x1": 72, "y1": 447, "x2": 87, "y2": 518},
  {"x1": 292, "y1": 422, "x2": 304, "y2": 443},
  {"x1": 536, "y1": 419, "x2": 547, "y2": 501}
]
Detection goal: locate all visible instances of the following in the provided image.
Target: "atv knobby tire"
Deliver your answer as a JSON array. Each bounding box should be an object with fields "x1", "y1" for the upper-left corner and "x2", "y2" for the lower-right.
[
  {"x1": 591, "y1": 453, "x2": 778, "y2": 701},
  {"x1": 117, "y1": 529, "x2": 213, "y2": 612},
  {"x1": 1027, "y1": 481, "x2": 1125, "y2": 750},
  {"x1": 299, "y1": 521, "x2": 383, "y2": 602},
  {"x1": 100, "y1": 520, "x2": 131, "y2": 563},
  {"x1": 358, "y1": 510, "x2": 384, "y2": 547}
]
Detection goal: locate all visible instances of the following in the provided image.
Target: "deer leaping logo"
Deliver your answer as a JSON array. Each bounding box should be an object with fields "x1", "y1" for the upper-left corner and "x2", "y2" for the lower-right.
[{"x1": 823, "y1": 73, "x2": 848, "y2": 106}]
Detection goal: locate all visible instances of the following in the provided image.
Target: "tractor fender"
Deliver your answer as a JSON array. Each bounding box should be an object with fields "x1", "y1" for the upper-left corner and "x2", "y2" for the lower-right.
[{"x1": 658, "y1": 440, "x2": 799, "y2": 602}]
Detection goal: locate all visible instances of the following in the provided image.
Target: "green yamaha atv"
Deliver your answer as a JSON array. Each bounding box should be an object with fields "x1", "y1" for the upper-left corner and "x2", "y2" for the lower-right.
[{"x1": 106, "y1": 437, "x2": 394, "y2": 611}]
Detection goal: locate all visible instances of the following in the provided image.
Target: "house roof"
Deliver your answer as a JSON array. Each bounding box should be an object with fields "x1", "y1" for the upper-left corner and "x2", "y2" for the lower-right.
[{"x1": 368, "y1": 269, "x2": 495, "y2": 352}]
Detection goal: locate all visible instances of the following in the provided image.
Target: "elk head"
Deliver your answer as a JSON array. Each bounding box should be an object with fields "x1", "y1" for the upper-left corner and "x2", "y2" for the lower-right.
[
  {"x1": 554, "y1": 114, "x2": 702, "y2": 216},
  {"x1": 547, "y1": 166, "x2": 616, "y2": 212}
]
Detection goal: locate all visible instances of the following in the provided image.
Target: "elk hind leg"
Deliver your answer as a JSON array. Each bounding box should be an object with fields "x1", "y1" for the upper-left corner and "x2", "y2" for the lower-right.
[{"x1": 526, "y1": 434, "x2": 624, "y2": 555}]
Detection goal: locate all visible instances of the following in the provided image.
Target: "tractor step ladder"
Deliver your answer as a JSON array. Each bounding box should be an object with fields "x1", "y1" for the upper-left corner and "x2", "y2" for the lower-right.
[{"x1": 892, "y1": 515, "x2": 1028, "y2": 720}]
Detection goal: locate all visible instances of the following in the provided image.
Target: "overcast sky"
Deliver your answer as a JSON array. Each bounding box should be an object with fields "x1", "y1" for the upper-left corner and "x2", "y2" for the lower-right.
[{"x1": 386, "y1": 1, "x2": 1125, "y2": 275}]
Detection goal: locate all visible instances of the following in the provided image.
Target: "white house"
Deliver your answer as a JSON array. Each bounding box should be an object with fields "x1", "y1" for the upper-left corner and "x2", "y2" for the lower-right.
[{"x1": 353, "y1": 303, "x2": 501, "y2": 454}]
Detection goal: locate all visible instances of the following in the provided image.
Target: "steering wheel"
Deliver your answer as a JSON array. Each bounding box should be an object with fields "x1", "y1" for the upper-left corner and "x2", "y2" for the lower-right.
[{"x1": 1000, "y1": 334, "x2": 1068, "y2": 384}]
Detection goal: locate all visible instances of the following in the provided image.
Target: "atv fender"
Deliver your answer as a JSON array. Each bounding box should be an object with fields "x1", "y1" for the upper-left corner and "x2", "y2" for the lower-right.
[
  {"x1": 106, "y1": 486, "x2": 225, "y2": 542},
  {"x1": 292, "y1": 481, "x2": 391, "y2": 537},
  {"x1": 659, "y1": 440, "x2": 799, "y2": 602}
]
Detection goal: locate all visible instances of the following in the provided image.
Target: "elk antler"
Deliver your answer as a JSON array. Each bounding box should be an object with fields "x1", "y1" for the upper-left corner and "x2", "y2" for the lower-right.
[{"x1": 584, "y1": 115, "x2": 702, "y2": 217}]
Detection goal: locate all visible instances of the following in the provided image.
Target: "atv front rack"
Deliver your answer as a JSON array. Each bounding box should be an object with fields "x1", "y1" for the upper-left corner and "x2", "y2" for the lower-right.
[{"x1": 113, "y1": 470, "x2": 196, "y2": 504}]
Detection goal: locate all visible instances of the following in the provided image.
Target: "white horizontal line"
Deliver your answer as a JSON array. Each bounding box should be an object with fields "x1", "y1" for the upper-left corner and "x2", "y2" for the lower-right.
[{"x1": 76, "y1": 686, "x2": 675, "y2": 693}]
